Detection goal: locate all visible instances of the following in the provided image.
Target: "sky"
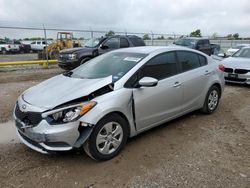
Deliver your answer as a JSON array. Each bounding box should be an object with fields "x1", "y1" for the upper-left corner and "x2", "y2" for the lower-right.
[{"x1": 0, "y1": 0, "x2": 250, "y2": 39}]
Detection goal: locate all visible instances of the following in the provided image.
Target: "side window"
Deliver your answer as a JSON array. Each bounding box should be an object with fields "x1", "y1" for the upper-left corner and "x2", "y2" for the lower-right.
[
  {"x1": 103, "y1": 38, "x2": 119, "y2": 49},
  {"x1": 197, "y1": 40, "x2": 204, "y2": 47},
  {"x1": 177, "y1": 51, "x2": 200, "y2": 72},
  {"x1": 198, "y1": 55, "x2": 207, "y2": 66},
  {"x1": 203, "y1": 40, "x2": 210, "y2": 47},
  {"x1": 140, "y1": 52, "x2": 178, "y2": 80},
  {"x1": 37, "y1": 41, "x2": 41, "y2": 45},
  {"x1": 31, "y1": 41, "x2": 35, "y2": 44},
  {"x1": 42, "y1": 41, "x2": 46, "y2": 45},
  {"x1": 120, "y1": 38, "x2": 130, "y2": 48}
]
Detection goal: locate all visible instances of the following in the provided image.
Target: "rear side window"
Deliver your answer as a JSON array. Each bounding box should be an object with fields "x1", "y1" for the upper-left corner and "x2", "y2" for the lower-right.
[
  {"x1": 198, "y1": 55, "x2": 207, "y2": 66},
  {"x1": 120, "y1": 38, "x2": 130, "y2": 48},
  {"x1": 129, "y1": 37, "x2": 145, "y2": 46},
  {"x1": 140, "y1": 52, "x2": 178, "y2": 80},
  {"x1": 177, "y1": 51, "x2": 200, "y2": 72}
]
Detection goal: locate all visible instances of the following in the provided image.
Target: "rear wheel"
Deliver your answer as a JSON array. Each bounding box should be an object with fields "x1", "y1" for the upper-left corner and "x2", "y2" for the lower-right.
[
  {"x1": 84, "y1": 113, "x2": 129, "y2": 161},
  {"x1": 201, "y1": 85, "x2": 220, "y2": 114},
  {"x1": 2, "y1": 48, "x2": 7, "y2": 54}
]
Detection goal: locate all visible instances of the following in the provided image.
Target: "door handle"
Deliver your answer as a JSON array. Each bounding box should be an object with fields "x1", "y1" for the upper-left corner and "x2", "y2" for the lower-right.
[
  {"x1": 173, "y1": 82, "x2": 182, "y2": 87},
  {"x1": 204, "y1": 70, "x2": 211, "y2": 76}
]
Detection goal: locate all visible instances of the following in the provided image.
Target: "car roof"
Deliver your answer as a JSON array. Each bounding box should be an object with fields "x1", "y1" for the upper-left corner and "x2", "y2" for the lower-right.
[{"x1": 114, "y1": 46, "x2": 196, "y2": 54}]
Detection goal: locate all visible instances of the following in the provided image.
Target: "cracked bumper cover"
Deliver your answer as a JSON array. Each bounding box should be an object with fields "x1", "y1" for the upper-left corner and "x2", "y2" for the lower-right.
[{"x1": 15, "y1": 115, "x2": 93, "y2": 154}]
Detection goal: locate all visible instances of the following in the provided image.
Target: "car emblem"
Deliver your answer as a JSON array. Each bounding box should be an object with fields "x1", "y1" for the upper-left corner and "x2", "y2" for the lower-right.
[{"x1": 22, "y1": 104, "x2": 26, "y2": 109}]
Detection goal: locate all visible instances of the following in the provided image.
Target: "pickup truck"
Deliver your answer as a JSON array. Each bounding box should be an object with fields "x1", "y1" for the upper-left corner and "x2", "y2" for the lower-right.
[
  {"x1": 30, "y1": 41, "x2": 47, "y2": 51},
  {"x1": 173, "y1": 37, "x2": 220, "y2": 56},
  {"x1": 58, "y1": 35, "x2": 146, "y2": 70},
  {"x1": 0, "y1": 41, "x2": 20, "y2": 54}
]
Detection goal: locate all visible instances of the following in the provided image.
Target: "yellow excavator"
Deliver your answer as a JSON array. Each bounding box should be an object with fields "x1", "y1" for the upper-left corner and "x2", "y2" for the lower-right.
[{"x1": 38, "y1": 32, "x2": 81, "y2": 59}]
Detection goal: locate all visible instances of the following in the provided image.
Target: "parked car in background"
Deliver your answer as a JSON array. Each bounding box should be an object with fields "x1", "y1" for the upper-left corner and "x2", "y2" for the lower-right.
[
  {"x1": 222, "y1": 47, "x2": 250, "y2": 84},
  {"x1": 14, "y1": 46, "x2": 224, "y2": 160},
  {"x1": 226, "y1": 44, "x2": 250, "y2": 56},
  {"x1": 0, "y1": 40, "x2": 19, "y2": 54},
  {"x1": 11, "y1": 41, "x2": 31, "y2": 53},
  {"x1": 58, "y1": 35, "x2": 146, "y2": 70},
  {"x1": 30, "y1": 41, "x2": 47, "y2": 51},
  {"x1": 174, "y1": 37, "x2": 220, "y2": 56}
]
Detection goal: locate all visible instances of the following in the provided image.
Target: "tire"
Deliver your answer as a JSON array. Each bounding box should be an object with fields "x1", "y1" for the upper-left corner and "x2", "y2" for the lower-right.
[
  {"x1": 2, "y1": 48, "x2": 7, "y2": 54},
  {"x1": 201, "y1": 85, "x2": 220, "y2": 114},
  {"x1": 84, "y1": 113, "x2": 129, "y2": 161},
  {"x1": 49, "y1": 49, "x2": 60, "y2": 59},
  {"x1": 80, "y1": 57, "x2": 91, "y2": 65}
]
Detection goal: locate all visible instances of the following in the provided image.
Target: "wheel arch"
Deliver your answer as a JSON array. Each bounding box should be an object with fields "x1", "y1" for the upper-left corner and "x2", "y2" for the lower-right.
[{"x1": 95, "y1": 111, "x2": 131, "y2": 137}]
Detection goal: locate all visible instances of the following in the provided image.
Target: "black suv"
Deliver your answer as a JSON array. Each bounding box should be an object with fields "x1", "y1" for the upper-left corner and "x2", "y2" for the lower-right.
[{"x1": 58, "y1": 35, "x2": 145, "y2": 70}]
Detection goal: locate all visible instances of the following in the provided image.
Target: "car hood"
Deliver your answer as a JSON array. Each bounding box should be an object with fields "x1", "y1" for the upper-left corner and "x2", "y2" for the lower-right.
[
  {"x1": 60, "y1": 47, "x2": 96, "y2": 54},
  {"x1": 222, "y1": 57, "x2": 250, "y2": 69},
  {"x1": 23, "y1": 74, "x2": 113, "y2": 109}
]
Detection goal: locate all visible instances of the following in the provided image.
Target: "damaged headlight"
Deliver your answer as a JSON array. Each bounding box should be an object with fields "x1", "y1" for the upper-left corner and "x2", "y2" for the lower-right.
[
  {"x1": 68, "y1": 53, "x2": 77, "y2": 60},
  {"x1": 42, "y1": 101, "x2": 97, "y2": 123}
]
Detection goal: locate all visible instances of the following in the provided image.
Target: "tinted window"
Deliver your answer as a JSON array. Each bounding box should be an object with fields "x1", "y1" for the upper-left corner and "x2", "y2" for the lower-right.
[
  {"x1": 42, "y1": 41, "x2": 46, "y2": 45},
  {"x1": 177, "y1": 51, "x2": 200, "y2": 72},
  {"x1": 104, "y1": 38, "x2": 119, "y2": 49},
  {"x1": 120, "y1": 38, "x2": 130, "y2": 48},
  {"x1": 37, "y1": 42, "x2": 41, "y2": 45},
  {"x1": 198, "y1": 55, "x2": 207, "y2": 66},
  {"x1": 140, "y1": 52, "x2": 178, "y2": 80},
  {"x1": 31, "y1": 42, "x2": 36, "y2": 44},
  {"x1": 129, "y1": 37, "x2": 145, "y2": 46}
]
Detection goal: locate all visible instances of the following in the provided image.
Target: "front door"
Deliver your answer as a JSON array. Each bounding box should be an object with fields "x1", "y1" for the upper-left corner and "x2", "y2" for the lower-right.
[{"x1": 130, "y1": 52, "x2": 183, "y2": 131}]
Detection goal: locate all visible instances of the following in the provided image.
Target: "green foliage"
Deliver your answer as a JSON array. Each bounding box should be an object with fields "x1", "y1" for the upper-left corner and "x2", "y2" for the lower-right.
[
  {"x1": 233, "y1": 33, "x2": 239, "y2": 39},
  {"x1": 143, "y1": 34, "x2": 150, "y2": 40},
  {"x1": 157, "y1": 35, "x2": 165, "y2": 40},
  {"x1": 190, "y1": 29, "x2": 202, "y2": 37},
  {"x1": 105, "y1": 30, "x2": 115, "y2": 37}
]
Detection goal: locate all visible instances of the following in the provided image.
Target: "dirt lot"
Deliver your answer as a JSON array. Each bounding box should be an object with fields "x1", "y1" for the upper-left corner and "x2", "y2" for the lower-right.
[
  {"x1": 0, "y1": 68, "x2": 249, "y2": 188},
  {"x1": 0, "y1": 54, "x2": 38, "y2": 62}
]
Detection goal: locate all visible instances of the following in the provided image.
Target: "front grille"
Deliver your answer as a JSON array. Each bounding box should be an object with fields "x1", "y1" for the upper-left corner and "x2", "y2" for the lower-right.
[
  {"x1": 225, "y1": 77, "x2": 247, "y2": 82},
  {"x1": 224, "y1": 68, "x2": 233, "y2": 73},
  {"x1": 15, "y1": 104, "x2": 42, "y2": 126},
  {"x1": 234, "y1": 69, "x2": 249, "y2": 74}
]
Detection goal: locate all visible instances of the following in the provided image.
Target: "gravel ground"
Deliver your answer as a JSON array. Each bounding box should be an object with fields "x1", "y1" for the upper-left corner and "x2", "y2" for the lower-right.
[
  {"x1": 0, "y1": 68, "x2": 249, "y2": 188},
  {"x1": 0, "y1": 53, "x2": 38, "y2": 62}
]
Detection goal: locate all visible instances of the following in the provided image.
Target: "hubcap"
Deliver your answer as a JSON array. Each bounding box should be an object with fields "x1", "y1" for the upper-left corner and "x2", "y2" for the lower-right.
[
  {"x1": 208, "y1": 90, "x2": 218, "y2": 111},
  {"x1": 96, "y1": 122, "x2": 123, "y2": 155}
]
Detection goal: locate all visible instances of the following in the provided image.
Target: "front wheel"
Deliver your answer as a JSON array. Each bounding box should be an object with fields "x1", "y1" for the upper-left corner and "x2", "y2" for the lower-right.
[
  {"x1": 83, "y1": 113, "x2": 129, "y2": 161},
  {"x1": 201, "y1": 85, "x2": 220, "y2": 114},
  {"x1": 80, "y1": 57, "x2": 91, "y2": 65}
]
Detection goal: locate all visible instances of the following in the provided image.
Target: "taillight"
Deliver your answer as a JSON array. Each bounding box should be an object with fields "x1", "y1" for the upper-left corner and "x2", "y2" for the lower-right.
[{"x1": 219, "y1": 64, "x2": 225, "y2": 72}]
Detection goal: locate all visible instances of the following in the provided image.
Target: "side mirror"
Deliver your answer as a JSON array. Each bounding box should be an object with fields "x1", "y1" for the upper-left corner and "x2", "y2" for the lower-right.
[
  {"x1": 218, "y1": 53, "x2": 226, "y2": 58},
  {"x1": 100, "y1": 44, "x2": 109, "y2": 49},
  {"x1": 139, "y1": 77, "x2": 158, "y2": 87}
]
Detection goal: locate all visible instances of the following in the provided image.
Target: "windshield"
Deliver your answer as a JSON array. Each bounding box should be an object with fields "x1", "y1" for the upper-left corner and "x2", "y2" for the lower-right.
[
  {"x1": 174, "y1": 38, "x2": 196, "y2": 47},
  {"x1": 232, "y1": 48, "x2": 250, "y2": 58},
  {"x1": 69, "y1": 52, "x2": 147, "y2": 81},
  {"x1": 84, "y1": 38, "x2": 102, "y2": 48}
]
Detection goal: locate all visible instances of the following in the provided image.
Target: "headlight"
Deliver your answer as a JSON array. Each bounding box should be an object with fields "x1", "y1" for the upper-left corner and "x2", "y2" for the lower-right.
[
  {"x1": 42, "y1": 101, "x2": 96, "y2": 123},
  {"x1": 68, "y1": 53, "x2": 77, "y2": 60}
]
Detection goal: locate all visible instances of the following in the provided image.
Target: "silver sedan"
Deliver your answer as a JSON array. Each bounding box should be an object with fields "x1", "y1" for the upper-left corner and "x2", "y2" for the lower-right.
[
  {"x1": 222, "y1": 47, "x2": 250, "y2": 84},
  {"x1": 14, "y1": 46, "x2": 225, "y2": 160}
]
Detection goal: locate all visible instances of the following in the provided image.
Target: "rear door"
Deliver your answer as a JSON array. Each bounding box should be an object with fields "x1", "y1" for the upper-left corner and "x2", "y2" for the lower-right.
[
  {"x1": 129, "y1": 52, "x2": 183, "y2": 131},
  {"x1": 176, "y1": 51, "x2": 210, "y2": 111}
]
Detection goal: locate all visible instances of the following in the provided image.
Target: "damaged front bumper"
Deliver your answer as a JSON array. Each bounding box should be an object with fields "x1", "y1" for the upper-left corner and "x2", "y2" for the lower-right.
[{"x1": 14, "y1": 103, "x2": 93, "y2": 154}]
